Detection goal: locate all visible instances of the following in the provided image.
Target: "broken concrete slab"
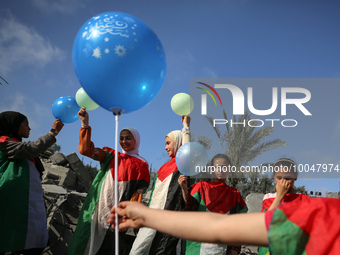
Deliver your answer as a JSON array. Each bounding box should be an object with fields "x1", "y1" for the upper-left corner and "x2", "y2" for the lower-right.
[
  {"x1": 66, "y1": 152, "x2": 92, "y2": 192},
  {"x1": 50, "y1": 152, "x2": 68, "y2": 166},
  {"x1": 42, "y1": 163, "x2": 77, "y2": 190},
  {"x1": 43, "y1": 184, "x2": 68, "y2": 195},
  {"x1": 245, "y1": 193, "x2": 264, "y2": 213}
]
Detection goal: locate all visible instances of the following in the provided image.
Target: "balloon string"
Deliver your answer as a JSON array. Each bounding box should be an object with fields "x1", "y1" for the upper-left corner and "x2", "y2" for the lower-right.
[
  {"x1": 114, "y1": 114, "x2": 119, "y2": 255},
  {"x1": 0, "y1": 75, "x2": 9, "y2": 85}
]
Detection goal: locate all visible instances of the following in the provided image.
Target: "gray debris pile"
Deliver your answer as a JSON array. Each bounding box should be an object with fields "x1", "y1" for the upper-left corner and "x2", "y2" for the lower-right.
[{"x1": 40, "y1": 151, "x2": 94, "y2": 255}]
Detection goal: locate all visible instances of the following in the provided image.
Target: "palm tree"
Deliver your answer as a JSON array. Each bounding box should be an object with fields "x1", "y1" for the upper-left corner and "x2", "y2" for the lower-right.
[{"x1": 202, "y1": 109, "x2": 286, "y2": 187}]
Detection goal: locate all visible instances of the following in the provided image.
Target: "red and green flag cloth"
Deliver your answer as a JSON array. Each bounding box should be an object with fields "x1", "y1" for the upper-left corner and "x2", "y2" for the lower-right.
[
  {"x1": 259, "y1": 192, "x2": 312, "y2": 255},
  {"x1": 181, "y1": 181, "x2": 248, "y2": 255},
  {"x1": 265, "y1": 197, "x2": 340, "y2": 254},
  {"x1": 0, "y1": 136, "x2": 48, "y2": 253},
  {"x1": 68, "y1": 147, "x2": 149, "y2": 255},
  {"x1": 130, "y1": 157, "x2": 184, "y2": 255}
]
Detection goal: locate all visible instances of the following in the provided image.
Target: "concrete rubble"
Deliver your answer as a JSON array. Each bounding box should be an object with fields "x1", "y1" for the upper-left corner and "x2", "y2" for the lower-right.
[{"x1": 41, "y1": 151, "x2": 91, "y2": 255}]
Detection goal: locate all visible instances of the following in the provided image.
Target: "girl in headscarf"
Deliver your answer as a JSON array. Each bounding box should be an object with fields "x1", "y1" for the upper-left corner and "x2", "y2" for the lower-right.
[
  {"x1": 129, "y1": 115, "x2": 191, "y2": 255},
  {"x1": 0, "y1": 111, "x2": 64, "y2": 255},
  {"x1": 68, "y1": 108, "x2": 150, "y2": 255}
]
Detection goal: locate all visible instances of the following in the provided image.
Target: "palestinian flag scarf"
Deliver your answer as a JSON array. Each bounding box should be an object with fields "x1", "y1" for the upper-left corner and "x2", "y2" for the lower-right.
[
  {"x1": 265, "y1": 197, "x2": 340, "y2": 254},
  {"x1": 68, "y1": 147, "x2": 149, "y2": 255},
  {"x1": 0, "y1": 136, "x2": 48, "y2": 252},
  {"x1": 259, "y1": 192, "x2": 312, "y2": 255},
  {"x1": 130, "y1": 157, "x2": 184, "y2": 255}
]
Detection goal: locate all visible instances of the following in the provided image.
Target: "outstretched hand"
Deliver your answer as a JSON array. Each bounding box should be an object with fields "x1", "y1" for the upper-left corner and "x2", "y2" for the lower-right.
[{"x1": 108, "y1": 201, "x2": 148, "y2": 231}]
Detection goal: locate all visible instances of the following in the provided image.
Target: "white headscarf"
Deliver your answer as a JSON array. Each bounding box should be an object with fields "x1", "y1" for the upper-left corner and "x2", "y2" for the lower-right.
[
  {"x1": 166, "y1": 130, "x2": 182, "y2": 156},
  {"x1": 120, "y1": 127, "x2": 147, "y2": 162}
]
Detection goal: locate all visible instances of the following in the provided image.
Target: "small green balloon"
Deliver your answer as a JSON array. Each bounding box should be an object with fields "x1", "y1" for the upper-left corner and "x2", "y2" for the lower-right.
[
  {"x1": 171, "y1": 93, "x2": 194, "y2": 116},
  {"x1": 75, "y1": 87, "x2": 99, "y2": 111}
]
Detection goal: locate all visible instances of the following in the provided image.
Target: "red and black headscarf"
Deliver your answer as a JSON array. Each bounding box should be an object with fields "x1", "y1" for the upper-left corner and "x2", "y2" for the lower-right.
[{"x1": 0, "y1": 111, "x2": 27, "y2": 142}]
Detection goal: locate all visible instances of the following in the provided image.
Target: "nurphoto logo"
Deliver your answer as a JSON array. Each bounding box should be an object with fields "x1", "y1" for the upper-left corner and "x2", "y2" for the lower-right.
[{"x1": 196, "y1": 81, "x2": 312, "y2": 128}]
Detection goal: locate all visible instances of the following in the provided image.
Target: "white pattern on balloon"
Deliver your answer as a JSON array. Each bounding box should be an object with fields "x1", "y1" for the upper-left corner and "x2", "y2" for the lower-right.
[
  {"x1": 114, "y1": 45, "x2": 126, "y2": 57},
  {"x1": 83, "y1": 16, "x2": 134, "y2": 40}
]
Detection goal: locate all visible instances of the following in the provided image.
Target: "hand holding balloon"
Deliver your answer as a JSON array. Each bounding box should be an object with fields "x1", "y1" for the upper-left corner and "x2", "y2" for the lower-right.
[
  {"x1": 178, "y1": 175, "x2": 188, "y2": 190},
  {"x1": 181, "y1": 115, "x2": 191, "y2": 128},
  {"x1": 78, "y1": 107, "x2": 89, "y2": 127},
  {"x1": 49, "y1": 119, "x2": 64, "y2": 136},
  {"x1": 52, "y1": 96, "x2": 80, "y2": 124}
]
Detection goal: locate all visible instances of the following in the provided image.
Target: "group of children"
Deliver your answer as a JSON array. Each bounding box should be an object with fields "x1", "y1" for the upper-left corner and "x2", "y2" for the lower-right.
[{"x1": 1, "y1": 109, "x2": 339, "y2": 255}]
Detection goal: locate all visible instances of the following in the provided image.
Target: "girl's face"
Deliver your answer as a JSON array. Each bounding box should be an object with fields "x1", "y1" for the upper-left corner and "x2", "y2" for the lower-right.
[
  {"x1": 274, "y1": 166, "x2": 296, "y2": 190},
  {"x1": 17, "y1": 118, "x2": 30, "y2": 138},
  {"x1": 120, "y1": 130, "x2": 136, "y2": 152},
  {"x1": 165, "y1": 136, "x2": 175, "y2": 157},
  {"x1": 213, "y1": 157, "x2": 229, "y2": 181}
]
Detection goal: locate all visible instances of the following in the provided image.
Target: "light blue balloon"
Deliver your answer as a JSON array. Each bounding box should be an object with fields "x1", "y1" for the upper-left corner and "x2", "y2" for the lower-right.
[
  {"x1": 176, "y1": 142, "x2": 209, "y2": 176},
  {"x1": 72, "y1": 12, "x2": 166, "y2": 114},
  {"x1": 52, "y1": 96, "x2": 80, "y2": 123}
]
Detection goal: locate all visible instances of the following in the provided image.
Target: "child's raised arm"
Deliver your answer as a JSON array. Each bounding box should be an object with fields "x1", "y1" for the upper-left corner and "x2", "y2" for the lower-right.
[
  {"x1": 108, "y1": 201, "x2": 268, "y2": 247},
  {"x1": 181, "y1": 115, "x2": 191, "y2": 144},
  {"x1": 78, "y1": 107, "x2": 106, "y2": 162}
]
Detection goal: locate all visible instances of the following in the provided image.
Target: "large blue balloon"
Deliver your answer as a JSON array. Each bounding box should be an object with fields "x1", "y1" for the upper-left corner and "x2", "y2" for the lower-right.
[
  {"x1": 72, "y1": 12, "x2": 166, "y2": 114},
  {"x1": 176, "y1": 142, "x2": 209, "y2": 176},
  {"x1": 52, "y1": 96, "x2": 80, "y2": 123}
]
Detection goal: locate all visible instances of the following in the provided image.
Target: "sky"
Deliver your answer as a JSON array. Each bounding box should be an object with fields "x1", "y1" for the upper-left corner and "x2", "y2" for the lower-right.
[{"x1": 0, "y1": 0, "x2": 339, "y2": 196}]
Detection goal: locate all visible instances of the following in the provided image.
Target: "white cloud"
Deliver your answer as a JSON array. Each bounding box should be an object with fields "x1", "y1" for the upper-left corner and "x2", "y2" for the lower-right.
[
  {"x1": 0, "y1": 14, "x2": 65, "y2": 75},
  {"x1": 201, "y1": 67, "x2": 218, "y2": 78},
  {"x1": 32, "y1": 0, "x2": 88, "y2": 14},
  {"x1": 166, "y1": 49, "x2": 196, "y2": 83}
]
